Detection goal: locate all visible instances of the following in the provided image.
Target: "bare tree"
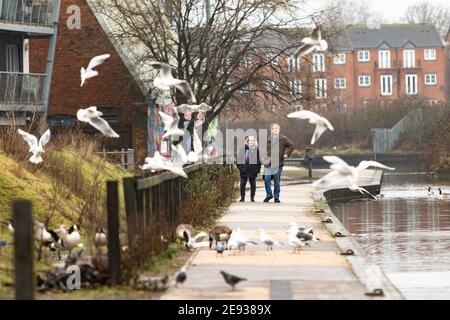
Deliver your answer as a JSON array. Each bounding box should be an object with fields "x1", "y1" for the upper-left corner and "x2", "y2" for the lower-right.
[
  {"x1": 323, "y1": 0, "x2": 381, "y2": 26},
  {"x1": 404, "y1": 1, "x2": 450, "y2": 39},
  {"x1": 92, "y1": 0, "x2": 340, "y2": 132}
]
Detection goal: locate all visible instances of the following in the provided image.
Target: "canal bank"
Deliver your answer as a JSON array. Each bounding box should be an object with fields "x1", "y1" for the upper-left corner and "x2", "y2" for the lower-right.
[
  {"x1": 162, "y1": 181, "x2": 400, "y2": 300},
  {"x1": 313, "y1": 169, "x2": 404, "y2": 299}
]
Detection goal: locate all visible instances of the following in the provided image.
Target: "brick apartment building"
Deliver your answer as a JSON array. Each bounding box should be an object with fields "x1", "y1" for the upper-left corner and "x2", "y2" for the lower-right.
[
  {"x1": 227, "y1": 24, "x2": 448, "y2": 124},
  {"x1": 29, "y1": 0, "x2": 148, "y2": 153}
]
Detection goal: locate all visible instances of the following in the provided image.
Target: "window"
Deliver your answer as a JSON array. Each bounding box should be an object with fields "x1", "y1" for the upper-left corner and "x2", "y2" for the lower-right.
[
  {"x1": 290, "y1": 104, "x2": 303, "y2": 111},
  {"x1": 288, "y1": 56, "x2": 299, "y2": 72},
  {"x1": 240, "y1": 83, "x2": 251, "y2": 92},
  {"x1": 425, "y1": 49, "x2": 436, "y2": 61},
  {"x1": 425, "y1": 74, "x2": 437, "y2": 85},
  {"x1": 429, "y1": 99, "x2": 438, "y2": 105},
  {"x1": 289, "y1": 79, "x2": 301, "y2": 98},
  {"x1": 267, "y1": 80, "x2": 278, "y2": 92},
  {"x1": 240, "y1": 57, "x2": 251, "y2": 68},
  {"x1": 333, "y1": 53, "x2": 346, "y2": 64},
  {"x1": 268, "y1": 54, "x2": 278, "y2": 67},
  {"x1": 405, "y1": 74, "x2": 418, "y2": 95},
  {"x1": 378, "y1": 50, "x2": 391, "y2": 69},
  {"x1": 315, "y1": 79, "x2": 327, "y2": 99},
  {"x1": 313, "y1": 53, "x2": 325, "y2": 72},
  {"x1": 358, "y1": 51, "x2": 370, "y2": 62},
  {"x1": 6, "y1": 44, "x2": 20, "y2": 72},
  {"x1": 358, "y1": 75, "x2": 371, "y2": 87},
  {"x1": 334, "y1": 78, "x2": 346, "y2": 89},
  {"x1": 403, "y1": 50, "x2": 415, "y2": 68},
  {"x1": 97, "y1": 107, "x2": 122, "y2": 124},
  {"x1": 380, "y1": 75, "x2": 393, "y2": 96}
]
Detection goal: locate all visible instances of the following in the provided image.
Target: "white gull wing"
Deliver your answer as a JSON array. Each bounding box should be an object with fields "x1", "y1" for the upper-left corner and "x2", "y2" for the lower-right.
[
  {"x1": 87, "y1": 54, "x2": 111, "y2": 70},
  {"x1": 312, "y1": 170, "x2": 352, "y2": 190},
  {"x1": 18, "y1": 129, "x2": 38, "y2": 149},
  {"x1": 88, "y1": 115, "x2": 120, "y2": 138},
  {"x1": 311, "y1": 124, "x2": 327, "y2": 145},
  {"x1": 323, "y1": 156, "x2": 354, "y2": 175},
  {"x1": 171, "y1": 144, "x2": 188, "y2": 167},
  {"x1": 158, "y1": 111, "x2": 174, "y2": 128},
  {"x1": 287, "y1": 110, "x2": 333, "y2": 130},
  {"x1": 38, "y1": 129, "x2": 51, "y2": 148},
  {"x1": 356, "y1": 161, "x2": 395, "y2": 171}
]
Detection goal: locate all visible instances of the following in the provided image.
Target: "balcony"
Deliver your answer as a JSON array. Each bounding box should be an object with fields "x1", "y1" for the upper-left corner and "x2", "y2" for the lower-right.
[
  {"x1": 374, "y1": 59, "x2": 422, "y2": 70},
  {"x1": 0, "y1": 0, "x2": 58, "y2": 35},
  {"x1": 0, "y1": 72, "x2": 46, "y2": 112}
]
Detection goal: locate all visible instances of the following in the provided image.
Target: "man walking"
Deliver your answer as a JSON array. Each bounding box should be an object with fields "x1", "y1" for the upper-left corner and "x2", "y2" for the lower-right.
[{"x1": 263, "y1": 123, "x2": 294, "y2": 203}]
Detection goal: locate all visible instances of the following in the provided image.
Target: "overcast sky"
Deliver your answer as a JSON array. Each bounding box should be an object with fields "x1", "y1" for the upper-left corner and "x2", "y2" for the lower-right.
[{"x1": 302, "y1": 0, "x2": 450, "y2": 22}]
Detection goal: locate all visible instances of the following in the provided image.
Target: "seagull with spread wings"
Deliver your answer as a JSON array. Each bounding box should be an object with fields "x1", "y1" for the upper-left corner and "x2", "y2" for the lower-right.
[
  {"x1": 287, "y1": 110, "x2": 334, "y2": 145},
  {"x1": 174, "y1": 102, "x2": 212, "y2": 114},
  {"x1": 80, "y1": 54, "x2": 111, "y2": 87},
  {"x1": 313, "y1": 156, "x2": 395, "y2": 199},
  {"x1": 159, "y1": 111, "x2": 185, "y2": 140},
  {"x1": 293, "y1": 25, "x2": 328, "y2": 58},
  {"x1": 149, "y1": 61, "x2": 197, "y2": 103},
  {"x1": 18, "y1": 129, "x2": 51, "y2": 164},
  {"x1": 77, "y1": 106, "x2": 119, "y2": 138}
]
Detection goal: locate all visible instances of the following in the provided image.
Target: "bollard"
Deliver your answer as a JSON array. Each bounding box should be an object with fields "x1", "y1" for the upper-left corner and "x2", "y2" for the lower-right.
[
  {"x1": 306, "y1": 148, "x2": 314, "y2": 178},
  {"x1": 13, "y1": 200, "x2": 34, "y2": 300}
]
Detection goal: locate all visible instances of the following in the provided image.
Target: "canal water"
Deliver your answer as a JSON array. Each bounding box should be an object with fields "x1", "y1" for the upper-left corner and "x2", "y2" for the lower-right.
[{"x1": 332, "y1": 173, "x2": 450, "y2": 300}]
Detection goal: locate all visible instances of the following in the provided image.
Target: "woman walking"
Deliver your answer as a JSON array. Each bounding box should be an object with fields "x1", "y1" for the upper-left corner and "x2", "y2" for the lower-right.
[{"x1": 237, "y1": 136, "x2": 262, "y2": 202}]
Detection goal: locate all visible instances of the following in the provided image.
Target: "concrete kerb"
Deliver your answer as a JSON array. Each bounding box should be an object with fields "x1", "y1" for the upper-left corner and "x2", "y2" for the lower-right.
[{"x1": 312, "y1": 191, "x2": 405, "y2": 300}]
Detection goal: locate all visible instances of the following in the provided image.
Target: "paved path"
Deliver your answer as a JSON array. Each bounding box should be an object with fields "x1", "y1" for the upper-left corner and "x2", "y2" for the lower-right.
[{"x1": 161, "y1": 183, "x2": 373, "y2": 300}]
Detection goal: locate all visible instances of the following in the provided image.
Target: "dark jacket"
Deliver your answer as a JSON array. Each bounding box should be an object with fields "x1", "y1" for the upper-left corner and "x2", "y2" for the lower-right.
[
  {"x1": 237, "y1": 145, "x2": 262, "y2": 178},
  {"x1": 263, "y1": 135, "x2": 295, "y2": 168}
]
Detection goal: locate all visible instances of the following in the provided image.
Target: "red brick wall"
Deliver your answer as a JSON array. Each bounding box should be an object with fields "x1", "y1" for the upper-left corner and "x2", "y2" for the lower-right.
[{"x1": 29, "y1": 0, "x2": 146, "y2": 124}]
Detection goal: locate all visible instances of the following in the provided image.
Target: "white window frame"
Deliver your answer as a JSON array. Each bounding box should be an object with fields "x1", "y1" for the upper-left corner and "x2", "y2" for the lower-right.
[
  {"x1": 333, "y1": 53, "x2": 346, "y2": 64},
  {"x1": 313, "y1": 53, "x2": 325, "y2": 72},
  {"x1": 403, "y1": 50, "x2": 415, "y2": 68},
  {"x1": 358, "y1": 50, "x2": 370, "y2": 62},
  {"x1": 378, "y1": 50, "x2": 391, "y2": 69},
  {"x1": 268, "y1": 54, "x2": 278, "y2": 67},
  {"x1": 334, "y1": 78, "x2": 346, "y2": 89},
  {"x1": 425, "y1": 73, "x2": 437, "y2": 85},
  {"x1": 429, "y1": 99, "x2": 438, "y2": 105},
  {"x1": 358, "y1": 75, "x2": 371, "y2": 87},
  {"x1": 289, "y1": 79, "x2": 301, "y2": 98},
  {"x1": 405, "y1": 74, "x2": 418, "y2": 95},
  {"x1": 380, "y1": 75, "x2": 393, "y2": 96},
  {"x1": 315, "y1": 79, "x2": 327, "y2": 99},
  {"x1": 267, "y1": 80, "x2": 278, "y2": 92},
  {"x1": 288, "y1": 56, "x2": 299, "y2": 72},
  {"x1": 424, "y1": 49, "x2": 436, "y2": 61}
]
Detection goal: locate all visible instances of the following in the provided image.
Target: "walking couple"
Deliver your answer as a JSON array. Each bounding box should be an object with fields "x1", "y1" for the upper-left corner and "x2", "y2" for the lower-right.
[{"x1": 237, "y1": 123, "x2": 294, "y2": 203}]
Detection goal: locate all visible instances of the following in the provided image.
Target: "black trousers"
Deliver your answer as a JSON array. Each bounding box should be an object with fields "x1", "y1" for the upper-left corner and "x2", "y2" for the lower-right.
[{"x1": 240, "y1": 176, "x2": 256, "y2": 199}]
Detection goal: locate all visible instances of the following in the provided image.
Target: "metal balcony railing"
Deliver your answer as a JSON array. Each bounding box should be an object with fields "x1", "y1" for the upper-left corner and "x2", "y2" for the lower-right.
[
  {"x1": 0, "y1": 72, "x2": 46, "y2": 110},
  {"x1": 0, "y1": 0, "x2": 56, "y2": 28}
]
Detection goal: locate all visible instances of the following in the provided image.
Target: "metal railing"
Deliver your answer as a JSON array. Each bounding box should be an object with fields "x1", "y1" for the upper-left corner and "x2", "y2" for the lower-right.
[
  {"x1": 0, "y1": 72, "x2": 46, "y2": 109},
  {"x1": 371, "y1": 108, "x2": 423, "y2": 153},
  {"x1": 0, "y1": 0, "x2": 55, "y2": 27},
  {"x1": 97, "y1": 148, "x2": 135, "y2": 170}
]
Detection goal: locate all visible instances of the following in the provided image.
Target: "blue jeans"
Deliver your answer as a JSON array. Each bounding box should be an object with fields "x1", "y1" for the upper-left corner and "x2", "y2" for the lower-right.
[{"x1": 264, "y1": 167, "x2": 283, "y2": 199}]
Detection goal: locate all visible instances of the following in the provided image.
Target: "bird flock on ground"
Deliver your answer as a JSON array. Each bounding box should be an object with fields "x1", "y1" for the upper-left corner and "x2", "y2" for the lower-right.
[{"x1": 173, "y1": 221, "x2": 320, "y2": 290}]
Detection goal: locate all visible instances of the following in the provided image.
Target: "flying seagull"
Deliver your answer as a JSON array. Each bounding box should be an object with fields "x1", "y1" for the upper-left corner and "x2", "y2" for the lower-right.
[
  {"x1": 18, "y1": 128, "x2": 51, "y2": 164},
  {"x1": 159, "y1": 111, "x2": 185, "y2": 140},
  {"x1": 293, "y1": 25, "x2": 328, "y2": 58},
  {"x1": 174, "y1": 103, "x2": 212, "y2": 114},
  {"x1": 187, "y1": 129, "x2": 205, "y2": 163},
  {"x1": 165, "y1": 144, "x2": 189, "y2": 178},
  {"x1": 258, "y1": 228, "x2": 283, "y2": 251},
  {"x1": 220, "y1": 270, "x2": 247, "y2": 291},
  {"x1": 149, "y1": 61, "x2": 197, "y2": 103},
  {"x1": 77, "y1": 106, "x2": 120, "y2": 138},
  {"x1": 313, "y1": 156, "x2": 395, "y2": 199},
  {"x1": 80, "y1": 54, "x2": 111, "y2": 87},
  {"x1": 287, "y1": 110, "x2": 334, "y2": 145}
]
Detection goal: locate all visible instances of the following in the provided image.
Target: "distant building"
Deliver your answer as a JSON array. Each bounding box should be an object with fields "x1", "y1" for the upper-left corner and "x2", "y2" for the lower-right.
[{"x1": 0, "y1": 0, "x2": 60, "y2": 125}]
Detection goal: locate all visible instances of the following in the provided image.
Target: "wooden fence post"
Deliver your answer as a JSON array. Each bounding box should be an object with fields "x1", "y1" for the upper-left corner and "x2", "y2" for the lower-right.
[
  {"x1": 13, "y1": 200, "x2": 34, "y2": 300},
  {"x1": 123, "y1": 177, "x2": 138, "y2": 256},
  {"x1": 107, "y1": 181, "x2": 121, "y2": 285}
]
